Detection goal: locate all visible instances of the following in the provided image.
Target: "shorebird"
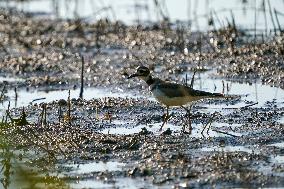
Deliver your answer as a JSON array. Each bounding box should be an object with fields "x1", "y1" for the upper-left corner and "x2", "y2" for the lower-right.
[{"x1": 128, "y1": 66, "x2": 225, "y2": 132}]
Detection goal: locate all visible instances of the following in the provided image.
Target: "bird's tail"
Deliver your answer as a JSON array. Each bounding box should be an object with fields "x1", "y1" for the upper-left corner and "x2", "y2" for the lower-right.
[
  {"x1": 210, "y1": 93, "x2": 240, "y2": 100},
  {"x1": 193, "y1": 89, "x2": 240, "y2": 100},
  {"x1": 192, "y1": 89, "x2": 223, "y2": 98}
]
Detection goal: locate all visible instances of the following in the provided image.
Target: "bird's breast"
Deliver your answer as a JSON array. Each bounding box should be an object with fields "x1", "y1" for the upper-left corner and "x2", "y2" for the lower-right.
[{"x1": 150, "y1": 87, "x2": 197, "y2": 106}]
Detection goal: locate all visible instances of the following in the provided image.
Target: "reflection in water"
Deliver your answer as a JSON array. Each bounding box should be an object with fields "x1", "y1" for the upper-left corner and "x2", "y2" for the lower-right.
[
  {"x1": 0, "y1": 150, "x2": 71, "y2": 189},
  {"x1": 0, "y1": 147, "x2": 12, "y2": 189},
  {"x1": 0, "y1": 110, "x2": 70, "y2": 189}
]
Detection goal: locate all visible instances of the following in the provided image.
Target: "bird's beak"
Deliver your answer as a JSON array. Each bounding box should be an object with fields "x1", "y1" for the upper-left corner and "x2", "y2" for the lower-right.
[{"x1": 127, "y1": 73, "x2": 138, "y2": 79}]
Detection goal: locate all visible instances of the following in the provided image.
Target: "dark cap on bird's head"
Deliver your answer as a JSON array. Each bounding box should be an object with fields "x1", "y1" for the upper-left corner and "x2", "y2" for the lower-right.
[{"x1": 127, "y1": 66, "x2": 150, "y2": 79}]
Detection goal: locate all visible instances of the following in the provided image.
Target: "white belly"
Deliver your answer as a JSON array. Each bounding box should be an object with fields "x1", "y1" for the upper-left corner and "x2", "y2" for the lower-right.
[{"x1": 151, "y1": 88, "x2": 200, "y2": 107}]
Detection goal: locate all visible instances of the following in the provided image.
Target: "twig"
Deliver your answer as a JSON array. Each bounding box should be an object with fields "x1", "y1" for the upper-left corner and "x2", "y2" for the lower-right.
[
  {"x1": 44, "y1": 104, "x2": 47, "y2": 126},
  {"x1": 222, "y1": 80, "x2": 225, "y2": 94},
  {"x1": 262, "y1": 0, "x2": 268, "y2": 36},
  {"x1": 267, "y1": 0, "x2": 277, "y2": 35},
  {"x1": 211, "y1": 129, "x2": 238, "y2": 137},
  {"x1": 79, "y1": 55, "x2": 84, "y2": 99},
  {"x1": 68, "y1": 90, "x2": 71, "y2": 126},
  {"x1": 31, "y1": 97, "x2": 46, "y2": 103},
  {"x1": 5, "y1": 101, "x2": 10, "y2": 124},
  {"x1": 181, "y1": 105, "x2": 192, "y2": 133},
  {"x1": 0, "y1": 83, "x2": 7, "y2": 102},
  {"x1": 58, "y1": 105, "x2": 62, "y2": 124},
  {"x1": 254, "y1": 0, "x2": 257, "y2": 51},
  {"x1": 241, "y1": 102, "x2": 258, "y2": 109},
  {"x1": 212, "y1": 9, "x2": 224, "y2": 28},
  {"x1": 14, "y1": 87, "x2": 18, "y2": 107},
  {"x1": 201, "y1": 112, "x2": 217, "y2": 137},
  {"x1": 39, "y1": 104, "x2": 47, "y2": 126},
  {"x1": 190, "y1": 69, "x2": 197, "y2": 88},
  {"x1": 274, "y1": 8, "x2": 282, "y2": 33}
]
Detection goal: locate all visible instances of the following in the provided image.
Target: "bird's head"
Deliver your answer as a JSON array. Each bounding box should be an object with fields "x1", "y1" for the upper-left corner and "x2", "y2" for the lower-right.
[{"x1": 128, "y1": 66, "x2": 150, "y2": 81}]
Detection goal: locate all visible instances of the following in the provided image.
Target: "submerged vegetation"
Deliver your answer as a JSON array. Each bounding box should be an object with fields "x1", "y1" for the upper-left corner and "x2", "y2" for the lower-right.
[{"x1": 0, "y1": 0, "x2": 284, "y2": 188}]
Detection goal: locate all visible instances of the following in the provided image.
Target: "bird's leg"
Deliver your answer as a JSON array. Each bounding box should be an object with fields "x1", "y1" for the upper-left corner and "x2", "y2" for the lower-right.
[
  {"x1": 181, "y1": 105, "x2": 192, "y2": 133},
  {"x1": 160, "y1": 106, "x2": 170, "y2": 130},
  {"x1": 201, "y1": 111, "x2": 219, "y2": 137}
]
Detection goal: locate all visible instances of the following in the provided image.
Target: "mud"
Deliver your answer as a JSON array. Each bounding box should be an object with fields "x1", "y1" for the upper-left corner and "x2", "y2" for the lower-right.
[{"x1": 0, "y1": 8, "x2": 284, "y2": 189}]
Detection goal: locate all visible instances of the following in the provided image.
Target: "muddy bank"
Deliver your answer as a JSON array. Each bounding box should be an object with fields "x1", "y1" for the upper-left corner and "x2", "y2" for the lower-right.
[
  {"x1": 2, "y1": 95, "x2": 283, "y2": 188},
  {"x1": 0, "y1": 7, "x2": 284, "y2": 189}
]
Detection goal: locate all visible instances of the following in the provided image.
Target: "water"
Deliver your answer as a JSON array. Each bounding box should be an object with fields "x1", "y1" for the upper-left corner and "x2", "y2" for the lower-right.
[
  {"x1": 71, "y1": 177, "x2": 159, "y2": 189},
  {"x1": 0, "y1": 76, "x2": 24, "y2": 83},
  {"x1": 278, "y1": 116, "x2": 284, "y2": 124},
  {"x1": 0, "y1": 86, "x2": 142, "y2": 112},
  {"x1": 1, "y1": 70, "x2": 283, "y2": 137},
  {"x1": 268, "y1": 142, "x2": 284, "y2": 148},
  {"x1": 2, "y1": 70, "x2": 283, "y2": 111},
  {"x1": 63, "y1": 161, "x2": 159, "y2": 189},
  {"x1": 200, "y1": 145, "x2": 259, "y2": 154},
  {"x1": 65, "y1": 161, "x2": 125, "y2": 174},
  {"x1": 71, "y1": 180, "x2": 113, "y2": 189},
  {"x1": 185, "y1": 71, "x2": 284, "y2": 109},
  {"x1": 101, "y1": 122, "x2": 180, "y2": 135},
  {"x1": 271, "y1": 155, "x2": 284, "y2": 164},
  {"x1": 1, "y1": 0, "x2": 283, "y2": 32},
  {"x1": 100, "y1": 120, "x2": 242, "y2": 137}
]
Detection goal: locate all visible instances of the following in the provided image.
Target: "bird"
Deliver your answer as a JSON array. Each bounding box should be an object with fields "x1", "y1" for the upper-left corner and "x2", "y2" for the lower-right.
[{"x1": 128, "y1": 66, "x2": 226, "y2": 132}]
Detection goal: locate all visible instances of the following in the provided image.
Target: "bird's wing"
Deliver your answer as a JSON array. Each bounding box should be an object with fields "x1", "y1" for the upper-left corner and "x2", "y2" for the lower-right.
[
  {"x1": 152, "y1": 82, "x2": 223, "y2": 98},
  {"x1": 151, "y1": 83, "x2": 185, "y2": 98}
]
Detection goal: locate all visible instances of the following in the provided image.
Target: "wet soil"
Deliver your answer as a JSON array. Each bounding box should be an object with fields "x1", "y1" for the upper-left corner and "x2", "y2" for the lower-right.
[
  {"x1": 0, "y1": 8, "x2": 284, "y2": 188},
  {"x1": 5, "y1": 96, "x2": 284, "y2": 188}
]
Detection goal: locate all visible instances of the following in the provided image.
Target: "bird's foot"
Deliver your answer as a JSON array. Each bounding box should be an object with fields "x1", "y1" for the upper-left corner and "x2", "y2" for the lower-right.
[
  {"x1": 159, "y1": 123, "x2": 165, "y2": 131},
  {"x1": 181, "y1": 112, "x2": 192, "y2": 134},
  {"x1": 182, "y1": 122, "x2": 192, "y2": 134},
  {"x1": 181, "y1": 130, "x2": 191, "y2": 134},
  {"x1": 160, "y1": 114, "x2": 171, "y2": 131}
]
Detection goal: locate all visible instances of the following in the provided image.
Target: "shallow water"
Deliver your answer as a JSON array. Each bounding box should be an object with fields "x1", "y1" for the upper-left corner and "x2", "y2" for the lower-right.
[
  {"x1": 200, "y1": 145, "x2": 259, "y2": 154},
  {"x1": 268, "y1": 142, "x2": 284, "y2": 148},
  {"x1": 65, "y1": 161, "x2": 125, "y2": 174},
  {"x1": 0, "y1": 65, "x2": 282, "y2": 109},
  {"x1": 278, "y1": 116, "x2": 284, "y2": 124},
  {"x1": 63, "y1": 161, "x2": 160, "y2": 189},
  {"x1": 71, "y1": 177, "x2": 159, "y2": 189},
  {"x1": 0, "y1": 86, "x2": 141, "y2": 112},
  {"x1": 185, "y1": 71, "x2": 284, "y2": 109},
  {"x1": 271, "y1": 156, "x2": 284, "y2": 164},
  {"x1": 2, "y1": 70, "x2": 283, "y2": 110},
  {"x1": 100, "y1": 121, "x2": 242, "y2": 138},
  {"x1": 0, "y1": 76, "x2": 24, "y2": 83}
]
